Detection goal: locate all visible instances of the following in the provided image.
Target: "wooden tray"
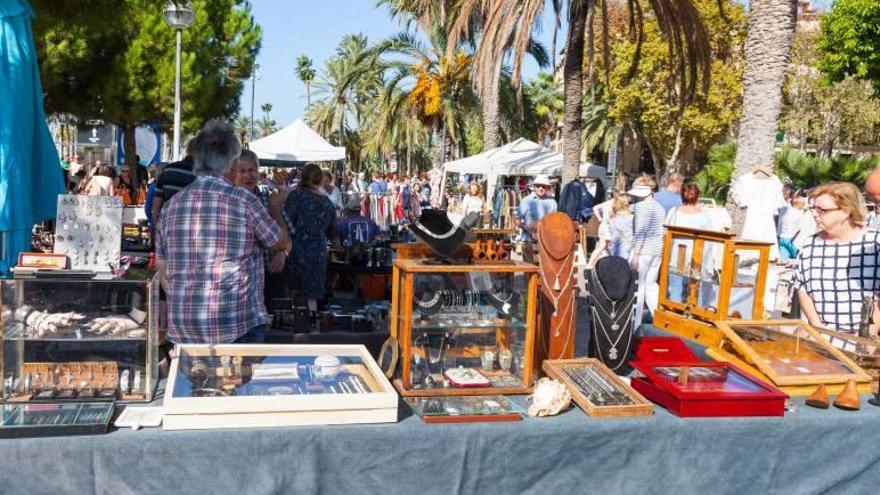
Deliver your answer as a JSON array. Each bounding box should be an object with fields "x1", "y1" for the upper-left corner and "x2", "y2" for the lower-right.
[{"x1": 542, "y1": 358, "x2": 653, "y2": 418}]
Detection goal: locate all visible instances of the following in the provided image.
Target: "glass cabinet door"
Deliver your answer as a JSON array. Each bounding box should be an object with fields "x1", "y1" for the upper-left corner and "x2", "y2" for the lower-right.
[
  {"x1": 407, "y1": 270, "x2": 530, "y2": 391},
  {"x1": 727, "y1": 248, "x2": 762, "y2": 318}
]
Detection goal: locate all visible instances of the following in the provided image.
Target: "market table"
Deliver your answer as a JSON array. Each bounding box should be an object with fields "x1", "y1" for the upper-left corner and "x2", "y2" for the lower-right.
[{"x1": 2, "y1": 325, "x2": 879, "y2": 495}]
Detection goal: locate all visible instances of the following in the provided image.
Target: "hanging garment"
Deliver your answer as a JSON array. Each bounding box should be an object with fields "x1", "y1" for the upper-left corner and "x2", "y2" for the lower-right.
[{"x1": 732, "y1": 172, "x2": 785, "y2": 260}]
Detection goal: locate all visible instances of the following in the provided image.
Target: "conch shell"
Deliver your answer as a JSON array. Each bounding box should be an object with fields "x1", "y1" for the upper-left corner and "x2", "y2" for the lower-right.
[{"x1": 527, "y1": 378, "x2": 572, "y2": 417}]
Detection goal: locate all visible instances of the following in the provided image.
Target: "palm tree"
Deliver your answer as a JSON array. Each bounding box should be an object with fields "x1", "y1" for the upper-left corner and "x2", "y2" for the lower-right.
[
  {"x1": 728, "y1": 0, "x2": 799, "y2": 228},
  {"x1": 308, "y1": 34, "x2": 386, "y2": 169},
  {"x1": 260, "y1": 103, "x2": 273, "y2": 121},
  {"x1": 444, "y1": 0, "x2": 712, "y2": 186},
  {"x1": 382, "y1": 30, "x2": 476, "y2": 165},
  {"x1": 294, "y1": 55, "x2": 316, "y2": 109},
  {"x1": 527, "y1": 72, "x2": 564, "y2": 145}
]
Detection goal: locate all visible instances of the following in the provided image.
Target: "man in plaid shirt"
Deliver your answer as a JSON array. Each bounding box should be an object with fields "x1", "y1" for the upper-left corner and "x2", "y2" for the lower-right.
[{"x1": 157, "y1": 121, "x2": 291, "y2": 344}]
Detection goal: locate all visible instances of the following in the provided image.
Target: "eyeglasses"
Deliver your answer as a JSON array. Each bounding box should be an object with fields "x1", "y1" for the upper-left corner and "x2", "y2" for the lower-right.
[{"x1": 809, "y1": 206, "x2": 842, "y2": 216}]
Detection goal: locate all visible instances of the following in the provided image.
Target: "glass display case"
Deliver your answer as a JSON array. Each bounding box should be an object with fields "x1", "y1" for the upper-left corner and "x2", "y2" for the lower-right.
[
  {"x1": 0, "y1": 402, "x2": 114, "y2": 438},
  {"x1": 404, "y1": 395, "x2": 523, "y2": 423},
  {"x1": 709, "y1": 319, "x2": 872, "y2": 396},
  {"x1": 813, "y1": 326, "x2": 880, "y2": 378},
  {"x1": 654, "y1": 226, "x2": 772, "y2": 347},
  {"x1": 1, "y1": 276, "x2": 158, "y2": 404},
  {"x1": 391, "y1": 259, "x2": 539, "y2": 397},
  {"x1": 630, "y1": 361, "x2": 787, "y2": 417},
  {"x1": 163, "y1": 344, "x2": 398, "y2": 430}
]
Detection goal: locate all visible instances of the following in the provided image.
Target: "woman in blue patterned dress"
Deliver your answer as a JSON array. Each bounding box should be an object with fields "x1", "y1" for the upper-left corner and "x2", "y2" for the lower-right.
[{"x1": 283, "y1": 164, "x2": 337, "y2": 313}]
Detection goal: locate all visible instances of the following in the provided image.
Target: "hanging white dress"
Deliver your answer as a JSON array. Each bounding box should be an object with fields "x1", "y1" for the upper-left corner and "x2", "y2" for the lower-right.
[{"x1": 732, "y1": 172, "x2": 785, "y2": 260}]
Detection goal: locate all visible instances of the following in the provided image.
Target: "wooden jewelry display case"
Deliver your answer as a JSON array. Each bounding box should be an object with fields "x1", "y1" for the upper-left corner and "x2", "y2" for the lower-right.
[
  {"x1": 390, "y1": 259, "x2": 539, "y2": 397},
  {"x1": 1, "y1": 276, "x2": 158, "y2": 405},
  {"x1": 163, "y1": 344, "x2": 398, "y2": 430},
  {"x1": 654, "y1": 226, "x2": 772, "y2": 348},
  {"x1": 813, "y1": 326, "x2": 880, "y2": 378},
  {"x1": 710, "y1": 320, "x2": 872, "y2": 396},
  {"x1": 542, "y1": 358, "x2": 653, "y2": 418}
]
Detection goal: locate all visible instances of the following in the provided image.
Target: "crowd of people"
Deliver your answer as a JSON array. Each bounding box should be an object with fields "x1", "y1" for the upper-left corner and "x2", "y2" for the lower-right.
[
  {"x1": 488, "y1": 165, "x2": 880, "y2": 337},
  {"x1": 62, "y1": 119, "x2": 880, "y2": 345}
]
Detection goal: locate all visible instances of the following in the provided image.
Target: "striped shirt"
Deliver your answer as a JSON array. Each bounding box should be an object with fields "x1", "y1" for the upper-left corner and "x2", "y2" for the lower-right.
[
  {"x1": 157, "y1": 176, "x2": 280, "y2": 344},
  {"x1": 633, "y1": 197, "x2": 666, "y2": 258}
]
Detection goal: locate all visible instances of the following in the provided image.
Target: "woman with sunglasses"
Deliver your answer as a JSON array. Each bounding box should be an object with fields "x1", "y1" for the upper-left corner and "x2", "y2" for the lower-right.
[{"x1": 794, "y1": 182, "x2": 880, "y2": 335}]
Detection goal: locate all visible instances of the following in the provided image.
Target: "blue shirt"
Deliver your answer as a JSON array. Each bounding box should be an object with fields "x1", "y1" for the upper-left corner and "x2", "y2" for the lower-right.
[
  {"x1": 368, "y1": 181, "x2": 387, "y2": 194},
  {"x1": 654, "y1": 189, "x2": 682, "y2": 213},
  {"x1": 517, "y1": 193, "x2": 557, "y2": 240},
  {"x1": 145, "y1": 181, "x2": 157, "y2": 228}
]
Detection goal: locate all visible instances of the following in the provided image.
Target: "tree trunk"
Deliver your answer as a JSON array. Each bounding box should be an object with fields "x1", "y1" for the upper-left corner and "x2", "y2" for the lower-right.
[
  {"x1": 481, "y1": 68, "x2": 501, "y2": 150},
  {"x1": 123, "y1": 120, "x2": 139, "y2": 191},
  {"x1": 561, "y1": 0, "x2": 591, "y2": 187},
  {"x1": 661, "y1": 127, "x2": 684, "y2": 183},
  {"x1": 306, "y1": 82, "x2": 311, "y2": 108},
  {"x1": 727, "y1": 0, "x2": 798, "y2": 232}
]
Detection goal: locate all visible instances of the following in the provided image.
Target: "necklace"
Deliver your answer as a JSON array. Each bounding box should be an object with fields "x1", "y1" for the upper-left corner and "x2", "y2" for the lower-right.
[
  {"x1": 538, "y1": 253, "x2": 576, "y2": 315},
  {"x1": 415, "y1": 221, "x2": 458, "y2": 239},
  {"x1": 589, "y1": 270, "x2": 636, "y2": 365}
]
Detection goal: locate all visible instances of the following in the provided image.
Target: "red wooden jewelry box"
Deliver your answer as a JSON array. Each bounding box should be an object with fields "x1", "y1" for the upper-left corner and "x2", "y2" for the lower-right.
[{"x1": 630, "y1": 338, "x2": 788, "y2": 417}]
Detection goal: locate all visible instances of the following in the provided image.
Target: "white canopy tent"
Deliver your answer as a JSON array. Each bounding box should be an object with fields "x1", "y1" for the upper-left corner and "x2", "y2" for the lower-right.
[
  {"x1": 248, "y1": 119, "x2": 345, "y2": 163},
  {"x1": 442, "y1": 138, "x2": 607, "y2": 200}
]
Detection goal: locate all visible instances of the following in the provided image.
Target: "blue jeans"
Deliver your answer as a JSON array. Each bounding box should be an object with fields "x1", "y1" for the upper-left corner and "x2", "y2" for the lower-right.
[
  {"x1": 233, "y1": 324, "x2": 267, "y2": 344},
  {"x1": 778, "y1": 236, "x2": 797, "y2": 261}
]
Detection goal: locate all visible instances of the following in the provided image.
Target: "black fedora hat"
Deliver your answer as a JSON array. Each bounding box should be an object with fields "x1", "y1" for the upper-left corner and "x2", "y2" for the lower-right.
[{"x1": 410, "y1": 210, "x2": 468, "y2": 257}]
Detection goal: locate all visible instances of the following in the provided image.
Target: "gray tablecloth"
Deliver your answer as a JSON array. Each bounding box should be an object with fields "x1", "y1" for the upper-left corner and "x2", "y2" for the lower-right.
[{"x1": 2, "y1": 323, "x2": 879, "y2": 494}]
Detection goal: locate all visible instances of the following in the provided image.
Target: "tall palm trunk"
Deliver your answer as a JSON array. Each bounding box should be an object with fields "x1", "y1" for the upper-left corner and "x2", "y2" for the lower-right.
[
  {"x1": 561, "y1": 0, "x2": 591, "y2": 187},
  {"x1": 481, "y1": 69, "x2": 501, "y2": 150},
  {"x1": 728, "y1": 0, "x2": 798, "y2": 230},
  {"x1": 305, "y1": 81, "x2": 311, "y2": 108}
]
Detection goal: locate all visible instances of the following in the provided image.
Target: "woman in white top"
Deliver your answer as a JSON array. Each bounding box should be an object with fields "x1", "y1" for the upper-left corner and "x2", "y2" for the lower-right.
[
  {"x1": 664, "y1": 184, "x2": 711, "y2": 303},
  {"x1": 84, "y1": 165, "x2": 115, "y2": 196},
  {"x1": 664, "y1": 184, "x2": 711, "y2": 230},
  {"x1": 777, "y1": 195, "x2": 806, "y2": 260},
  {"x1": 461, "y1": 182, "x2": 486, "y2": 215}
]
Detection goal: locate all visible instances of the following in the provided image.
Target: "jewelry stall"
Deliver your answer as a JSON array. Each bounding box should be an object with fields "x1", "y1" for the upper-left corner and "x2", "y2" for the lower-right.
[{"x1": 390, "y1": 259, "x2": 539, "y2": 397}]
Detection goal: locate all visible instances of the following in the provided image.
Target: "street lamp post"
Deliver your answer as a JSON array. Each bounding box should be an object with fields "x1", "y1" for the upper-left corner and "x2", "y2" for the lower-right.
[
  {"x1": 164, "y1": 1, "x2": 194, "y2": 160},
  {"x1": 250, "y1": 63, "x2": 260, "y2": 140}
]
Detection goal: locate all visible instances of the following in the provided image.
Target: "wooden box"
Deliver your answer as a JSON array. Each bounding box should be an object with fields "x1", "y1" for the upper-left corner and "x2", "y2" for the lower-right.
[
  {"x1": 709, "y1": 319, "x2": 872, "y2": 396},
  {"x1": 630, "y1": 361, "x2": 787, "y2": 417},
  {"x1": 653, "y1": 226, "x2": 772, "y2": 348},
  {"x1": 390, "y1": 259, "x2": 540, "y2": 397},
  {"x1": 163, "y1": 344, "x2": 398, "y2": 430},
  {"x1": 542, "y1": 358, "x2": 653, "y2": 418}
]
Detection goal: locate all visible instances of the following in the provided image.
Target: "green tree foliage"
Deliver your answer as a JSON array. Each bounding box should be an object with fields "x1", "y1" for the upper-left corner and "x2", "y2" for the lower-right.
[
  {"x1": 601, "y1": 0, "x2": 747, "y2": 178},
  {"x1": 33, "y1": 0, "x2": 261, "y2": 183},
  {"x1": 817, "y1": 0, "x2": 880, "y2": 92},
  {"x1": 695, "y1": 141, "x2": 880, "y2": 201},
  {"x1": 783, "y1": 30, "x2": 880, "y2": 158},
  {"x1": 295, "y1": 55, "x2": 316, "y2": 108}
]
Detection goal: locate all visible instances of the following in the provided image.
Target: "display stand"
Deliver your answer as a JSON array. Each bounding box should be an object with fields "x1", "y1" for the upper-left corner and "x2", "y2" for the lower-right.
[
  {"x1": 391, "y1": 259, "x2": 539, "y2": 397},
  {"x1": 536, "y1": 213, "x2": 577, "y2": 360},
  {"x1": 653, "y1": 226, "x2": 771, "y2": 348},
  {"x1": 53, "y1": 195, "x2": 122, "y2": 277},
  {"x1": 710, "y1": 319, "x2": 872, "y2": 396}
]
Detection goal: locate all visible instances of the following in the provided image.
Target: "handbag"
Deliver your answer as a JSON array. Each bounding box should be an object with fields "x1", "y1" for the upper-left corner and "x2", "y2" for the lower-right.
[{"x1": 584, "y1": 213, "x2": 600, "y2": 237}]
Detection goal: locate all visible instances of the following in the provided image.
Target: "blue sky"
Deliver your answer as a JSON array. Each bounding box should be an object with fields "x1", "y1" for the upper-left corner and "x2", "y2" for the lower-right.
[
  {"x1": 240, "y1": 0, "x2": 834, "y2": 127},
  {"x1": 239, "y1": 0, "x2": 559, "y2": 126}
]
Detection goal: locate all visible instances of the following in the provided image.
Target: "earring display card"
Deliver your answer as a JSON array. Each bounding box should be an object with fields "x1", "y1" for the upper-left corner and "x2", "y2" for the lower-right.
[
  {"x1": 630, "y1": 361, "x2": 787, "y2": 417},
  {"x1": 542, "y1": 358, "x2": 654, "y2": 418},
  {"x1": 0, "y1": 401, "x2": 114, "y2": 438},
  {"x1": 404, "y1": 395, "x2": 523, "y2": 423},
  {"x1": 54, "y1": 195, "x2": 123, "y2": 273}
]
